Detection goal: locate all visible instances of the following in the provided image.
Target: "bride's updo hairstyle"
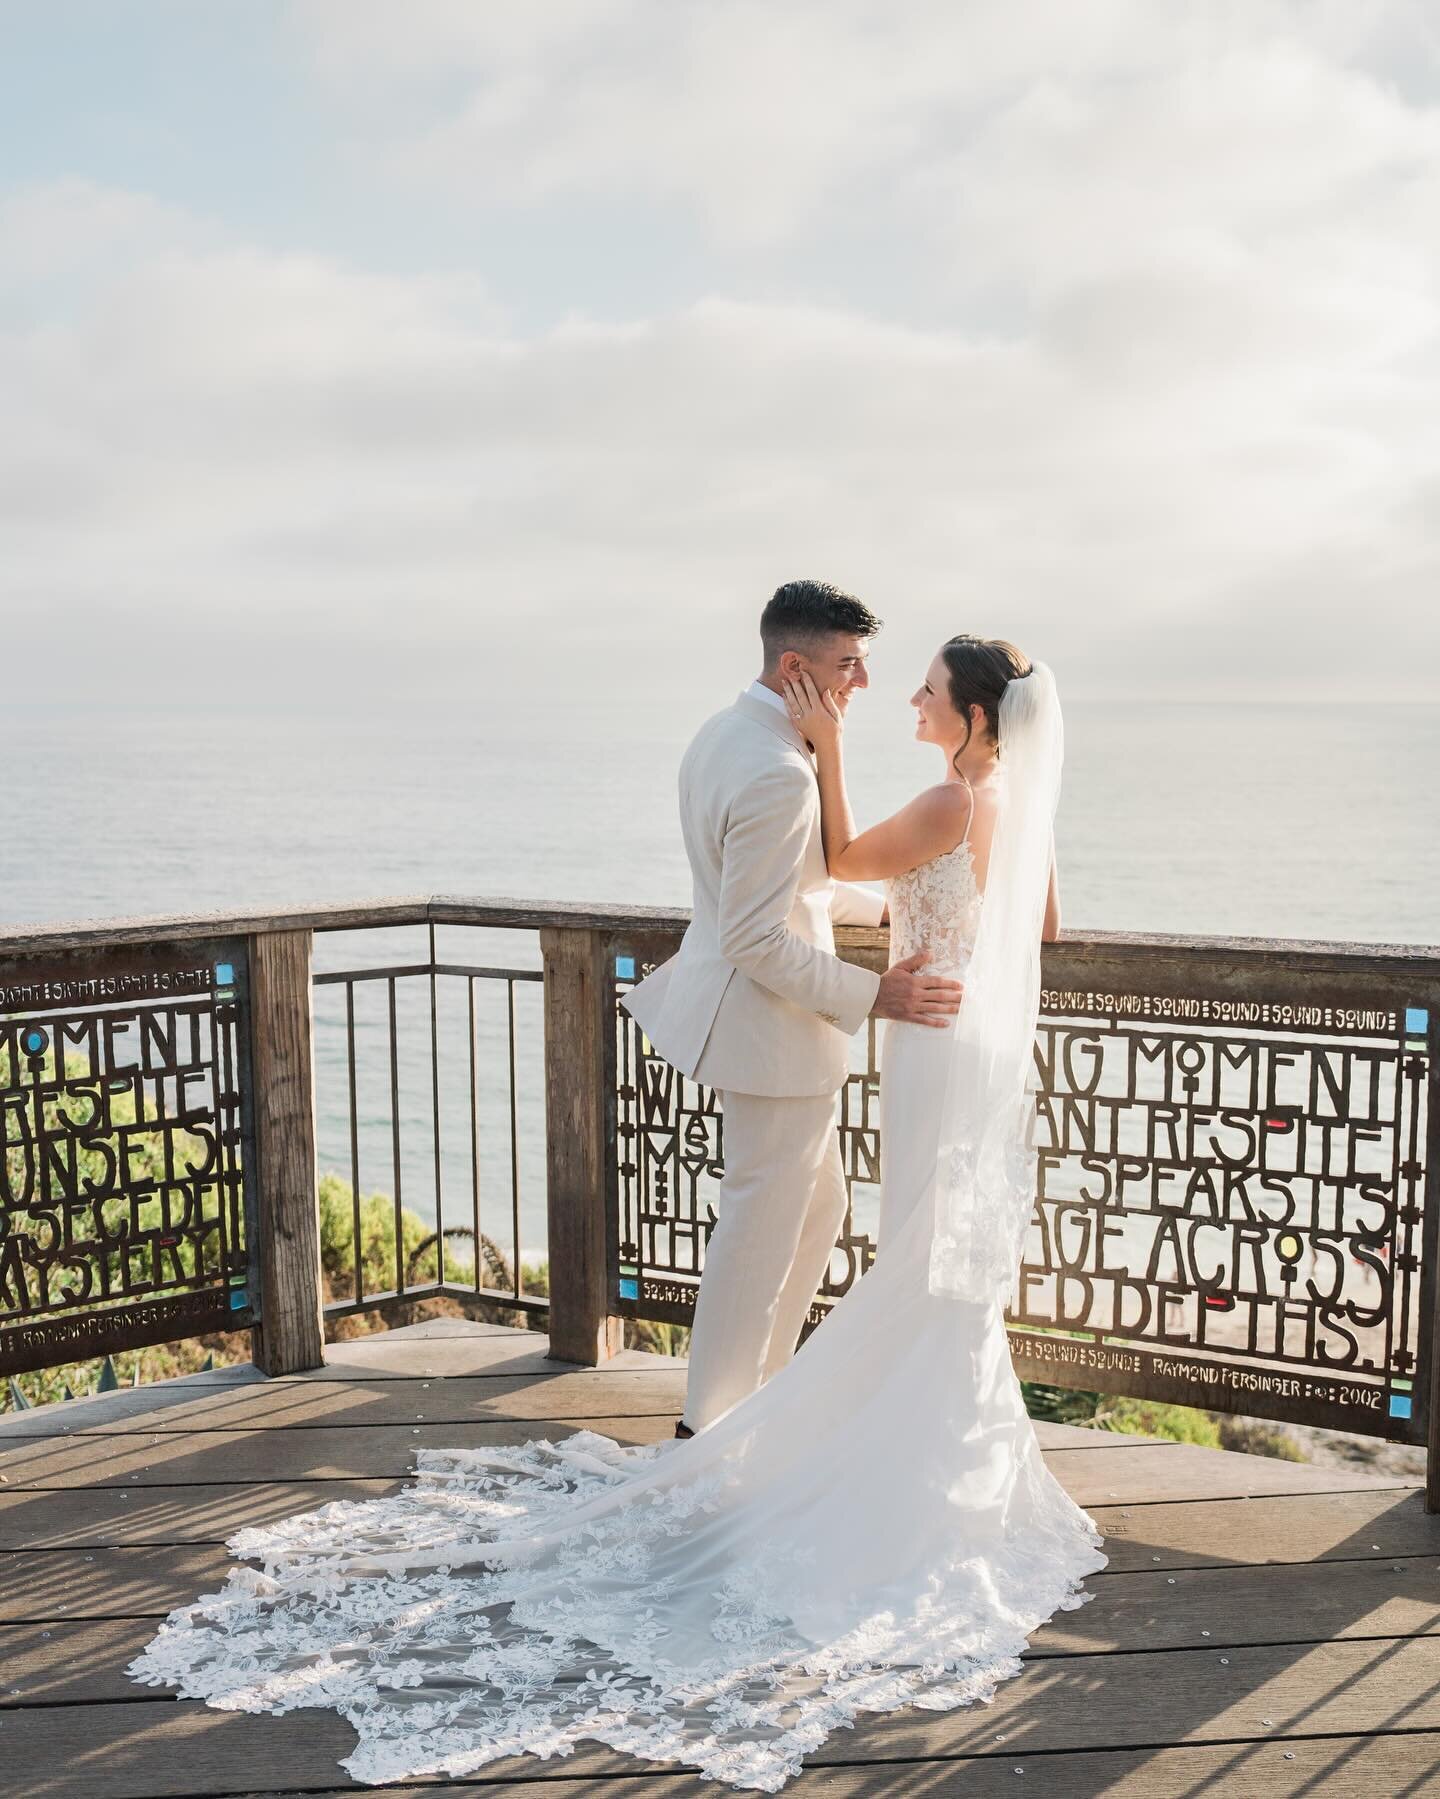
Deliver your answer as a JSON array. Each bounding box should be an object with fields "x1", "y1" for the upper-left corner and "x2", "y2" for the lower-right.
[{"x1": 940, "y1": 635, "x2": 1033, "y2": 767}]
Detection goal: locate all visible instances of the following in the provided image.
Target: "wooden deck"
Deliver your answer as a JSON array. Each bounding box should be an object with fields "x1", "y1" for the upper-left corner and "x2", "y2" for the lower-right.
[{"x1": 2, "y1": 1318, "x2": 1438, "y2": 1799}]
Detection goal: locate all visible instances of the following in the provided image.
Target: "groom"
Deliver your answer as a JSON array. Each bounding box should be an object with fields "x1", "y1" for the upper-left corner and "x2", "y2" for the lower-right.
[{"x1": 622, "y1": 580, "x2": 964, "y2": 1436}]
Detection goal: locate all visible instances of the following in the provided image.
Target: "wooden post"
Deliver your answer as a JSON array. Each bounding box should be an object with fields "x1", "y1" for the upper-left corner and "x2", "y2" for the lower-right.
[
  {"x1": 1428, "y1": 1325, "x2": 1439, "y2": 1516},
  {"x1": 541, "y1": 926, "x2": 623, "y2": 1366},
  {"x1": 249, "y1": 929, "x2": 326, "y2": 1376}
]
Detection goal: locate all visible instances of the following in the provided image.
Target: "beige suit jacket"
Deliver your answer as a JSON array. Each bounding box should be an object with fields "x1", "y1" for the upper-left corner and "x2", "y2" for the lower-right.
[{"x1": 621, "y1": 691, "x2": 885, "y2": 1098}]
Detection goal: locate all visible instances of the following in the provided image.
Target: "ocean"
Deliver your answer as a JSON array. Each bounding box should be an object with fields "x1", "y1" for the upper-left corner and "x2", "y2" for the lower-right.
[{"x1": 3, "y1": 696, "x2": 1437, "y2": 1265}]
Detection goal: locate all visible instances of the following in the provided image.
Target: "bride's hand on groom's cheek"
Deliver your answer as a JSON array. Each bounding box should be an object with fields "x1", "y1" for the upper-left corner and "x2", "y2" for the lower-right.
[{"x1": 782, "y1": 673, "x2": 843, "y2": 751}]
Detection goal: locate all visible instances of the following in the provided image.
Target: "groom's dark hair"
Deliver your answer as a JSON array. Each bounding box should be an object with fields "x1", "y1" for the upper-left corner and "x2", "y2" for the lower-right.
[{"x1": 760, "y1": 580, "x2": 882, "y2": 668}]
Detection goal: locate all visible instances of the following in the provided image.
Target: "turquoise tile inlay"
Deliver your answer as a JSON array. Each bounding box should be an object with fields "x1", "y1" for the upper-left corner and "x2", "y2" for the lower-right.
[
  {"x1": 1406, "y1": 1007, "x2": 1429, "y2": 1036},
  {"x1": 618, "y1": 1277, "x2": 639, "y2": 1301},
  {"x1": 228, "y1": 1288, "x2": 248, "y2": 1310},
  {"x1": 22, "y1": 1028, "x2": 46, "y2": 1054},
  {"x1": 214, "y1": 962, "x2": 235, "y2": 985},
  {"x1": 615, "y1": 956, "x2": 636, "y2": 981},
  {"x1": 1389, "y1": 1393, "x2": 1412, "y2": 1419}
]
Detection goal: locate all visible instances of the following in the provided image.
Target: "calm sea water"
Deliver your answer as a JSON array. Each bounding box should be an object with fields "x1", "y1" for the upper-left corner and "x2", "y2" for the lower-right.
[{"x1": 3, "y1": 697, "x2": 1437, "y2": 1262}]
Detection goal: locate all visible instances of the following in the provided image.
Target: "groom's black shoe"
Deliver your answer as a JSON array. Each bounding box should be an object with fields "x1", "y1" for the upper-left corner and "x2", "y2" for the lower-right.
[{"x1": 674, "y1": 1419, "x2": 695, "y2": 1439}]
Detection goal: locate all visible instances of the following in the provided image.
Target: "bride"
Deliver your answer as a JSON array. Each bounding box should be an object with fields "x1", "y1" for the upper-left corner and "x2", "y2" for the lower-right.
[{"x1": 128, "y1": 635, "x2": 1108, "y2": 1793}]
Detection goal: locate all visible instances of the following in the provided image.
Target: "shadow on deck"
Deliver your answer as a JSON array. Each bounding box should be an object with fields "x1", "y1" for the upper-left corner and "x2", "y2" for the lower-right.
[{"x1": 1, "y1": 1319, "x2": 1437, "y2": 1798}]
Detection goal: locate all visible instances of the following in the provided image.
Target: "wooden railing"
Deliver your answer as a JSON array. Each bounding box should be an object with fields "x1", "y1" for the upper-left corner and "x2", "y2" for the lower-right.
[{"x1": 2, "y1": 898, "x2": 1437, "y2": 1506}]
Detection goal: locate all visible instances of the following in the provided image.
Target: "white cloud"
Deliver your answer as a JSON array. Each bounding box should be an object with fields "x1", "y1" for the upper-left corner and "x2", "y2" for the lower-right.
[
  {"x1": 1, "y1": 3, "x2": 1437, "y2": 706},
  {"x1": 289, "y1": 2, "x2": 1440, "y2": 246},
  {"x1": 0, "y1": 179, "x2": 221, "y2": 284}
]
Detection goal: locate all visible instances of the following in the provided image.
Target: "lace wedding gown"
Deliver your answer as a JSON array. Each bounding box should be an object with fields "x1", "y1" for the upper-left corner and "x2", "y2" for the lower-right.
[{"x1": 127, "y1": 829, "x2": 1108, "y2": 1792}]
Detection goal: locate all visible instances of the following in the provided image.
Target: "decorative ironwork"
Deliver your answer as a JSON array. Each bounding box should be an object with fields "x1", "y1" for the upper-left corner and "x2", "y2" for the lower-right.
[
  {"x1": 1010, "y1": 979, "x2": 1434, "y2": 1442},
  {"x1": 613, "y1": 944, "x2": 1438, "y2": 1445},
  {"x1": 0, "y1": 942, "x2": 257, "y2": 1372}
]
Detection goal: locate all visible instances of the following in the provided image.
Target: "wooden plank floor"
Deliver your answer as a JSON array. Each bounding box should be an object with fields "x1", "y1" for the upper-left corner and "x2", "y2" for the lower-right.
[{"x1": 2, "y1": 1318, "x2": 1437, "y2": 1799}]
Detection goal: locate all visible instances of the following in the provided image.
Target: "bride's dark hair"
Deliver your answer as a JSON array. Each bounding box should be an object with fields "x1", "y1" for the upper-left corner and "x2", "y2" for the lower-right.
[{"x1": 940, "y1": 636, "x2": 1032, "y2": 768}]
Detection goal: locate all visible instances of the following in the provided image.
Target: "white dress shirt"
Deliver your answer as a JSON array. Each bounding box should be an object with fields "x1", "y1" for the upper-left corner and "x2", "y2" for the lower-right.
[{"x1": 744, "y1": 679, "x2": 790, "y2": 718}]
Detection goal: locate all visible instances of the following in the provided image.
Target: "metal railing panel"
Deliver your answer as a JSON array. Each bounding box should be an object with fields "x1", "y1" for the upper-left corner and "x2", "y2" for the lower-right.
[{"x1": 0, "y1": 939, "x2": 259, "y2": 1373}]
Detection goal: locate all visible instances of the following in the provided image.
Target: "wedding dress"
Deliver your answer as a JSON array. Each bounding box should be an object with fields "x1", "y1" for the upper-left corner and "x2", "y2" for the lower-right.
[{"x1": 128, "y1": 677, "x2": 1107, "y2": 1794}]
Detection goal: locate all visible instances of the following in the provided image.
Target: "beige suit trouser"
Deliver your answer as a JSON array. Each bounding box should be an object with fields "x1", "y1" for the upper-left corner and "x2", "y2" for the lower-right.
[{"x1": 682, "y1": 1087, "x2": 848, "y2": 1432}]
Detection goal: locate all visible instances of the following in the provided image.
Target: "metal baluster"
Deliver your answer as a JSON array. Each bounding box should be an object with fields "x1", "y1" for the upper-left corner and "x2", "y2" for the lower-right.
[
  {"x1": 429, "y1": 919, "x2": 443, "y2": 1289},
  {"x1": 469, "y1": 973, "x2": 481, "y2": 1295},
  {"x1": 509, "y1": 977, "x2": 521, "y2": 1300},
  {"x1": 347, "y1": 979, "x2": 362, "y2": 1305},
  {"x1": 389, "y1": 974, "x2": 404, "y2": 1297}
]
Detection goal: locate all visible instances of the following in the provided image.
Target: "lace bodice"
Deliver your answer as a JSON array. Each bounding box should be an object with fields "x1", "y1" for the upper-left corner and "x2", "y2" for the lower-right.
[{"x1": 885, "y1": 837, "x2": 982, "y2": 977}]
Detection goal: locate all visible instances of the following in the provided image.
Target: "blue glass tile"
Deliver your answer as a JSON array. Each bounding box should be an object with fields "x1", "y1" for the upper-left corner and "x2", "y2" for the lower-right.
[
  {"x1": 618, "y1": 1277, "x2": 639, "y2": 1301},
  {"x1": 615, "y1": 956, "x2": 636, "y2": 981},
  {"x1": 214, "y1": 962, "x2": 235, "y2": 985},
  {"x1": 1406, "y1": 1007, "x2": 1429, "y2": 1036},
  {"x1": 22, "y1": 1028, "x2": 46, "y2": 1054},
  {"x1": 1389, "y1": 1393, "x2": 1412, "y2": 1419}
]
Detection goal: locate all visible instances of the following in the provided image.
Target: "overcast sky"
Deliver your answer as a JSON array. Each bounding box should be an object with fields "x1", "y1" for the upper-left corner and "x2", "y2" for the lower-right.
[{"x1": 2, "y1": 0, "x2": 1437, "y2": 713}]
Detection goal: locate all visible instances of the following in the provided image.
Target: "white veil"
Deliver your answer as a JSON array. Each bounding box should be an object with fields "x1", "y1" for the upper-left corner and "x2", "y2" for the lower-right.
[{"x1": 927, "y1": 660, "x2": 1064, "y2": 1309}]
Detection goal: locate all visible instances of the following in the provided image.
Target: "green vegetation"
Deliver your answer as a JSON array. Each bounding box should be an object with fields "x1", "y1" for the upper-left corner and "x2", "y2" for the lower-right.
[
  {"x1": 1022, "y1": 1380, "x2": 1224, "y2": 1444},
  {"x1": 626, "y1": 1317, "x2": 692, "y2": 1357},
  {"x1": 308, "y1": 1173, "x2": 552, "y2": 1337},
  {"x1": 1019, "y1": 1378, "x2": 1307, "y2": 1459}
]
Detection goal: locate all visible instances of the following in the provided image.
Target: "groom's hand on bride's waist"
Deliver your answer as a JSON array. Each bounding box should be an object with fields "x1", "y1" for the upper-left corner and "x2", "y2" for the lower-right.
[{"x1": 870, "y1": 950, "x2": 963, "y2": 1028}]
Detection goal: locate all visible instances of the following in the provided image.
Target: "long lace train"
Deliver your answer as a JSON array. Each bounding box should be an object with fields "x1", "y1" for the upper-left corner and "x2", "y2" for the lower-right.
[{"x1": 127, "y1": 1184, "x2": 1108, "y2": 1792}]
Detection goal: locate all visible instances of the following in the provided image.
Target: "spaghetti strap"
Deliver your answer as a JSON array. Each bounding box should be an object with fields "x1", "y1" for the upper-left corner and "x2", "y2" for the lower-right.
[{"x1": 955, "y1": 773, "x2": 975, "y2": 850}]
